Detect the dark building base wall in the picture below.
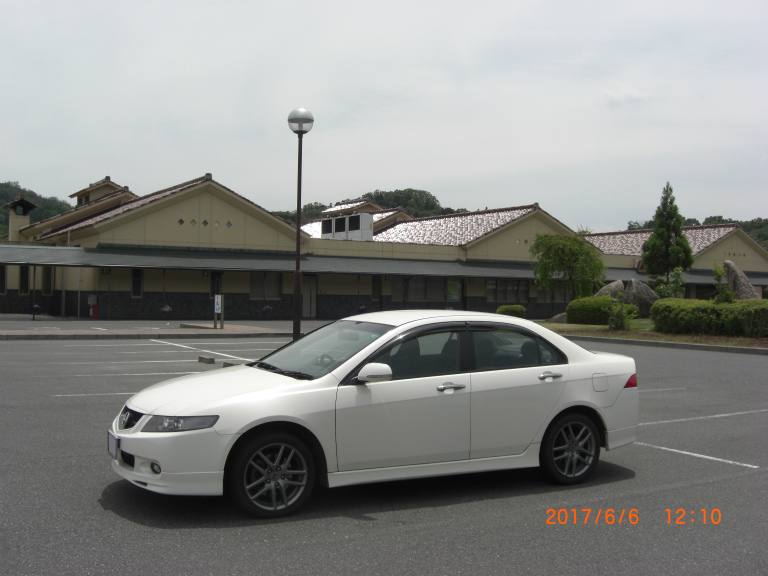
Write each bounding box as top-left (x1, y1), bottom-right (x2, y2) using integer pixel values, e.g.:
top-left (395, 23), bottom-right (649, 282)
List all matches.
top-left (1, 290), bottom-right (567, 320)
top-left (0, 290), bottom-right (61, 316)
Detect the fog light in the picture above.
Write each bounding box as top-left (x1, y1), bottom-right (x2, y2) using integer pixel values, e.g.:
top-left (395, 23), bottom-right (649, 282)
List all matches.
top-left (151, 463), bottom-right (161, 474)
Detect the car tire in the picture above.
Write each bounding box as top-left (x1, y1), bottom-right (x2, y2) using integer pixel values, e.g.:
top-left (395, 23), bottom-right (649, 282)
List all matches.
top-left (228, 432), bottom-right (316, 518)
top-left (540, 413), bottom-right (600, 485)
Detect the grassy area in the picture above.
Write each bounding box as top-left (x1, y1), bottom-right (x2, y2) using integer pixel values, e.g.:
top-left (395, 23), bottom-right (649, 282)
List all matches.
top-left (538, 318), bottom-right (768, 349)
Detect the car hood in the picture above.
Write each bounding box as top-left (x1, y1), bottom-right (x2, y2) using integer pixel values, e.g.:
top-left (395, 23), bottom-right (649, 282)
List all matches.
top-left (127, 365), bottom-right (297, 416)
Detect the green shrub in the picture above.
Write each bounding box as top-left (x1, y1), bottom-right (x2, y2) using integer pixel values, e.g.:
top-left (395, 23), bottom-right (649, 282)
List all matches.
top-left (496, 305), bottom-right (526, 318)
top-left (650, 298), bottom-right (768, 337)
top-left (567, 296), bottom-right (639, 326)
top-left (608, 300), bottom-right (639, 330)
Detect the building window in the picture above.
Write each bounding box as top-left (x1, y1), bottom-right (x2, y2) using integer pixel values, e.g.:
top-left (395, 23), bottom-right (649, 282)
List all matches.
top-left (210, 272), bottom-right (223, 298)
top-left (486, 279), bottom-right (529, 303)
top-left (372, 276), bottom-right (382, 302)
top-left (19, 265), bottom-right (30, 295)
top-left (426, 277), bottom-right (445, 301)
top-left (250, 272), bottom-right (282, 300)
top-left (553, 282), bottom-right (567, 303)
top-left (131, 269), bottom-right (143, 298)
top-left (486, 279), bottom-right (497, 303)
top-left (42, 267), bottom-right (53, 296)
top-left (407, 276), bottom-right (426, 301)
top-left (391, 277), bottom-right (404, 302)
top-left (0, 265), bottom-right (6, 295)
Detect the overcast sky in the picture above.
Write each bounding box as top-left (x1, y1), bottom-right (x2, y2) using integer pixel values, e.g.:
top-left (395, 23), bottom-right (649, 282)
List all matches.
top-left (1, 0), bottom-right (766, 232)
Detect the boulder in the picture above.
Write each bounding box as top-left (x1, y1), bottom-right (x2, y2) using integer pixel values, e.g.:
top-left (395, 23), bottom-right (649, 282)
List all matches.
top-left (724, 260), bottom-right (760, 300)
top-left (594, 280), bottom-right (625, 298)
top-left (548, 312), bottom-right (567, 324)
top-left (622, 279), bottom-right (658, 318)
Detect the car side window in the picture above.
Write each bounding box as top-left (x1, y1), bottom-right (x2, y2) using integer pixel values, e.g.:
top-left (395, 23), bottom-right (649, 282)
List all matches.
top-left (370, 331), bottom-right (461, 381)
top-left (472, 329), bottom-right (564, 371)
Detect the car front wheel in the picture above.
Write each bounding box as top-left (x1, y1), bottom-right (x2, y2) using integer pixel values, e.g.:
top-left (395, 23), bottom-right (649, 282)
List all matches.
top-left (228, 432), bottom-right (316, 518)
top-left (540, 414), bottom-right (600, 485)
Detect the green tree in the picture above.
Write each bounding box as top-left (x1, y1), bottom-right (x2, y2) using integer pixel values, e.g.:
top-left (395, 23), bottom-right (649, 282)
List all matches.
top-left (641, 182), bottom-right (694, 282)
top-left (530, 234), bottom-right (605, 299)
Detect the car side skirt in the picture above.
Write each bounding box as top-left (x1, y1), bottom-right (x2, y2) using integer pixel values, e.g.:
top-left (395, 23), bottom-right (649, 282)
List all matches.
top-left (326, 443), bottom-right (541, 488)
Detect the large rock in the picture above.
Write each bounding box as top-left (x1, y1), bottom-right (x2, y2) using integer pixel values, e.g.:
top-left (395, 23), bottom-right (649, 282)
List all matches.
top-left (724, 260), bottom-right (760, 300)
top-left (548, 312), bottom-right (567, 324)
top-left (622, 279), bottom-right (658, 318)
top-left (594, 280), bottom-right (625, 298)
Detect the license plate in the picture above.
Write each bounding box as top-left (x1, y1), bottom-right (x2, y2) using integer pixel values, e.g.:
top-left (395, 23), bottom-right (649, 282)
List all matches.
top-left (107, 431), bottom-right (119, 459)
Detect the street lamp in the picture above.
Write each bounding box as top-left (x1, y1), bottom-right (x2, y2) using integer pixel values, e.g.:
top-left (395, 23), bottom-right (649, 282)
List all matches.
top-left (288, 107), bottom-right (314, 340)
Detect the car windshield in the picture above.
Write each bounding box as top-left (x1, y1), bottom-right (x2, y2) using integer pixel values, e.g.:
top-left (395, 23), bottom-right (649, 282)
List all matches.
top-left (251, 320), bottom-right (394, 379)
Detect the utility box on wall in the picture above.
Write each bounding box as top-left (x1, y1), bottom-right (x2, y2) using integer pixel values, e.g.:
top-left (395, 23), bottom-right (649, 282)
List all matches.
top-left (320, 213), bottom-right (373, 241)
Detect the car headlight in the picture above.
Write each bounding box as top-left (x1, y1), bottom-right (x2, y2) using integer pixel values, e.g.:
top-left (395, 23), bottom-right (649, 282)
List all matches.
top-left (142, 415), bottom-right (219, 432)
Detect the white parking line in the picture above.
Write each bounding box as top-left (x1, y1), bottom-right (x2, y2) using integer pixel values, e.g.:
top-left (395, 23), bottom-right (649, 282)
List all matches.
top-left (58, 341), bottom-right (289, 347)
top-left (636, 443), bottom-right (760, 469)
top-left (68, 371), bottom-right (202, 377)
top-left (640, 408), bottom-right (768, 426)
top-left (52, 392), bottom-right (138, 397)
top-left (151, 339), bottom-right (253, 361)
top-left (55, 360), bottom-right (199, 365)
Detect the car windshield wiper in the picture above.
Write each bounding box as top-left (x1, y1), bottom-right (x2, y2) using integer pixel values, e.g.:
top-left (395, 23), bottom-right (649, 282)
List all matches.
top-left (249, 361), bottom-right (314, 381)
top-left (250, 361), bottom-right (279, 372)
top-left (277, 370), bottom-right (315, 381)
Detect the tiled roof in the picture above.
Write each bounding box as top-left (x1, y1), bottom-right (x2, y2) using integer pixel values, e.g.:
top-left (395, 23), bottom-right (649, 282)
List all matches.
top-left (68, 175), bottom-right (123, 198)
top-left (585, 224), bottom-right (739, 256)
top-left (25, 189), bottom-right (132, 232)
top-left (322, 199), bottom-right (367, 214)
top-left (373, 205), bottom-right (538, 246)
top-left (38, 175), bottom-right (210, 240)
top-left (300, 220), bottom-right (323, 238)
top-left (371, 208), bottom-right (403, 222)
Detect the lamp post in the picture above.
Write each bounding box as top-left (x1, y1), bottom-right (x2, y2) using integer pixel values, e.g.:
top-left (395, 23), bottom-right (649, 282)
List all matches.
top-left (288, 107), bottom-right (314, 340)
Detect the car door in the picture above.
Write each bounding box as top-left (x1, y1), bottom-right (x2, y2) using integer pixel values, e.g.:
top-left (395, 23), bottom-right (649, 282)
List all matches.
top-left (469, 325), bottom-right (569, 458)
top-left (335, 328), bottom-right (470, 471)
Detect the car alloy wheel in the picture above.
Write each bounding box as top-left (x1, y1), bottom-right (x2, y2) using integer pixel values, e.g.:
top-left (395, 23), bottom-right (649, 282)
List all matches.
top-left (541, 414), bottom-right (600, 485)
top-left (229, 432), bottom-right (316, 518)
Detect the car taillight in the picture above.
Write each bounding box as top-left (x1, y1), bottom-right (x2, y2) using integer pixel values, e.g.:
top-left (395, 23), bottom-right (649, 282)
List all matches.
top-left (624, 374), bottom-right (637, 388)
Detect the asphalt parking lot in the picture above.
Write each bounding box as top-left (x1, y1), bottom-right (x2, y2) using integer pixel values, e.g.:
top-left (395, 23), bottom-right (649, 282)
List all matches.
top-left (1, 335), bottom-right (766, 576)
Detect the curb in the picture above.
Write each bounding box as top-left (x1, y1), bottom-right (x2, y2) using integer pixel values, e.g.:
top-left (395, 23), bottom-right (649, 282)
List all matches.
top-left (564, 334), bottom-right (768, 356)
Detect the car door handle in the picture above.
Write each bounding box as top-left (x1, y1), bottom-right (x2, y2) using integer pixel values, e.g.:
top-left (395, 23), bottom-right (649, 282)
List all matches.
top-left (437, 383), bottom-right (466, 391)
top-left (538, 372), bottom-right (563, 380)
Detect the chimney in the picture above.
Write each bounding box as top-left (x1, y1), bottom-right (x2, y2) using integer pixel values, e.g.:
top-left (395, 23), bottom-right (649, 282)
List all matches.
top-left (3, 195), bottom-right (37, 241)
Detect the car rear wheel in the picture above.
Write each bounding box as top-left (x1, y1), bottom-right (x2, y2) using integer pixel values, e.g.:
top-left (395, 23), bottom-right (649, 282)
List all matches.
top-left (540, 414), bottom-right (600, 485)
top-left (228, 432), bottom-right (316, 518)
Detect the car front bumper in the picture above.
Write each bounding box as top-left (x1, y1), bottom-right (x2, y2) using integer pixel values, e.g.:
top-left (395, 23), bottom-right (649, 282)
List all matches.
top-left (109, 419), bottom-right (236, 496)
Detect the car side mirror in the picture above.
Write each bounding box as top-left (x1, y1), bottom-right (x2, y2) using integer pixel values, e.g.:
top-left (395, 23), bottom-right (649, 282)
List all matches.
top-left (357, 363), bottom-right (392, 383)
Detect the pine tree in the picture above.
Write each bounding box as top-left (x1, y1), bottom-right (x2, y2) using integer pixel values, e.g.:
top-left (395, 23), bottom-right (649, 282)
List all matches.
top-left (641, 182), bottom-right (694, 281)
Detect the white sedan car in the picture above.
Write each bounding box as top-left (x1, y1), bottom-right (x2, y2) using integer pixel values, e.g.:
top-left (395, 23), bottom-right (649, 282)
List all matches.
top-left (108, 310), bottom-right (638, 518)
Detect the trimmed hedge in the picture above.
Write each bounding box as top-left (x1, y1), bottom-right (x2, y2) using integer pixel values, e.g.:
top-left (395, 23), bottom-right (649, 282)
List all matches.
top-left (497, 304), bottom-right (526, 318)
top-left (566, 296), bottom-right (639, 325)
top-left (650, 298), bottom-right (768, 337)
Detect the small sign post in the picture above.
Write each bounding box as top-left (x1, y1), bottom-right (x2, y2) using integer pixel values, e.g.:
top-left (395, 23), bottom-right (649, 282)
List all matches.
top-left (214, 294), bottom-right (224, 329)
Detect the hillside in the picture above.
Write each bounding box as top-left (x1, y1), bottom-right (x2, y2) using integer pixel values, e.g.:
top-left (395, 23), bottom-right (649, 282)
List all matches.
top-left (1, 181), bottom-right (73, 238)
top-left (272, 188), bottom-right (468, 225)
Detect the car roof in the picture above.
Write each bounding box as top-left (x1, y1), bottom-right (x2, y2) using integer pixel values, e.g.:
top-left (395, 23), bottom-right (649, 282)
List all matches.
top-left (342, 309), bottom-right (529, 328)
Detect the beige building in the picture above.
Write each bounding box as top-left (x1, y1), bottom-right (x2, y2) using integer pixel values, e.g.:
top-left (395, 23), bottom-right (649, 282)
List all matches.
top-left (2, 174), bottom-right (767, 319)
